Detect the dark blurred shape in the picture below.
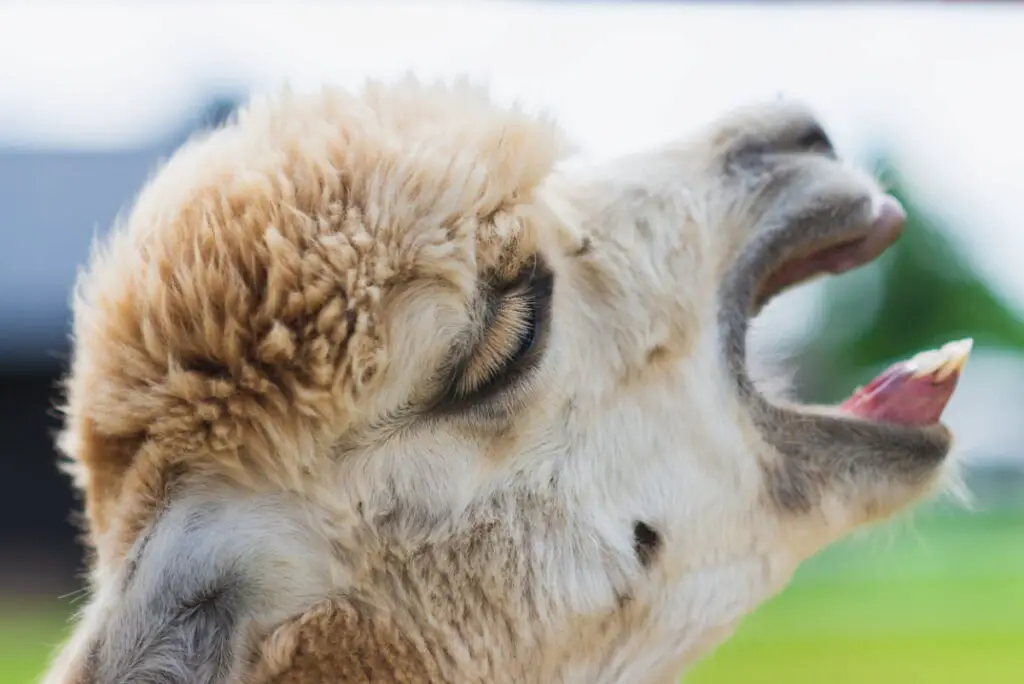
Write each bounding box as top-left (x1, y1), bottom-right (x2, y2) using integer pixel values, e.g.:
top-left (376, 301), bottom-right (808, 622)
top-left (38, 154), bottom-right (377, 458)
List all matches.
top-left (0, 94), bottom-right (246, 594)
top-left (198, 94), bottom-right (242, 132)
top-left (0, 92), bottom-right (246, 366)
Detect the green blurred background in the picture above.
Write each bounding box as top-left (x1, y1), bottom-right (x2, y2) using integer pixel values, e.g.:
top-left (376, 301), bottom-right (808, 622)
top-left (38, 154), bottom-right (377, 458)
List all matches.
top-left (1, 3), bottom-right (1022, 683)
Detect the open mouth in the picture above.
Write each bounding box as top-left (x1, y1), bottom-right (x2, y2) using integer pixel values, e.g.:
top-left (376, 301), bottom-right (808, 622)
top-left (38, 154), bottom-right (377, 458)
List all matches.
top-left (755, 195), bottom-right (973, 429)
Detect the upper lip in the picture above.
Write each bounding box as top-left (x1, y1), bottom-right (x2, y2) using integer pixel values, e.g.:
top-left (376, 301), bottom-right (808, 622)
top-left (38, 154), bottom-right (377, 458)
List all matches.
top-left (754, 194), bottom-right (906, 311)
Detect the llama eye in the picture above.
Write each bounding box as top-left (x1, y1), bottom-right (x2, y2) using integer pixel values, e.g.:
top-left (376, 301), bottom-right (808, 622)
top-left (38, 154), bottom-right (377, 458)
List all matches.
top-left (440, 260), bottom-right (554, 407)
top-left (452, 288), bottom-right (540, 399)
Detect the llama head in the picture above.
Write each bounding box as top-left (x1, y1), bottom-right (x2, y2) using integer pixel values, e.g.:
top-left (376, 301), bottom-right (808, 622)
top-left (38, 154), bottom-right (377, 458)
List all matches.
top-left (44, 80), bottom-right (965, 684)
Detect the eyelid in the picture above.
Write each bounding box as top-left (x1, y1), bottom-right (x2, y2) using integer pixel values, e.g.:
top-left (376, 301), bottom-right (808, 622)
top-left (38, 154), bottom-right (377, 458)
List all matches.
top-left (434, 257), bottom-right (554, 411)
top-left (450, 285), bottom-right (539, 398)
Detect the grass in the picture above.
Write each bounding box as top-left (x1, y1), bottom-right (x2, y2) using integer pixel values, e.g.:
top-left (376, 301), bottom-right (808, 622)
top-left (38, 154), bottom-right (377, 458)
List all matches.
top-left (3, 511), bottom-right (1022, 684)
top-left (0, 606), bottom-right (68, 684)
top-left (687, 510), bottom-right (1024, 683)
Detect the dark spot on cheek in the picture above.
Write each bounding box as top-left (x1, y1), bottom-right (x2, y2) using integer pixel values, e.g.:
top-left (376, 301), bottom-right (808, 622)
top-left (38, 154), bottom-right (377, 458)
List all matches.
top-left (632, 521), bottom-right (661, 568)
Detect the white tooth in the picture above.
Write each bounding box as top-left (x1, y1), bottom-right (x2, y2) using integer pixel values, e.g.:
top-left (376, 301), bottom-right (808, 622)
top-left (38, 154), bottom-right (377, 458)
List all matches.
top-left (934, 338), bottom-right (974, 382)
top-left (908, 349), bottom-right (948, 378)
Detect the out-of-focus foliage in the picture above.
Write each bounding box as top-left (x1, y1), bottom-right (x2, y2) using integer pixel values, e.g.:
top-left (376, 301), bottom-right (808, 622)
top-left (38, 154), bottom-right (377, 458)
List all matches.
top-left (796, 159), bottom-right (1024, 404)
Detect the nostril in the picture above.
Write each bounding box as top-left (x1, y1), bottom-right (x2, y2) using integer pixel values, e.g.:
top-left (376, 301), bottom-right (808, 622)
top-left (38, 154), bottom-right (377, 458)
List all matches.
top-left (794, 124), bottom-right (835, 156)
top-left (729, 121), bottom-right (837, 168)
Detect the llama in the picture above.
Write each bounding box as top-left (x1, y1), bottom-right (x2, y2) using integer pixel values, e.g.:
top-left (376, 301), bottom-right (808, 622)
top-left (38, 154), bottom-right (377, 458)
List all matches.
top-left (42, 79), bottom-right (968, 683)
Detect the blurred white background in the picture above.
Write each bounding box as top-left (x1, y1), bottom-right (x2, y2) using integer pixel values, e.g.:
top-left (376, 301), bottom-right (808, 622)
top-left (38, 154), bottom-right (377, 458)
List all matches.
top-left (2, 1), bottom-right (1022, 467)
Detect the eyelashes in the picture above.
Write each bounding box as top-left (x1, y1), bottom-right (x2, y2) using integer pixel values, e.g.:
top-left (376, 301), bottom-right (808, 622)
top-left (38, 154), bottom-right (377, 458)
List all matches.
top-left (452, 285), bottom-right (541, 398)
top-left (437, 258), bottom-right (554, 411)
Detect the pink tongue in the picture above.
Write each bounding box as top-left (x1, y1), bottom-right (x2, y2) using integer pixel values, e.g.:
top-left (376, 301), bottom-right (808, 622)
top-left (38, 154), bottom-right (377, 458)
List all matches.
top-left (839, 357), bottom-right (963, 427)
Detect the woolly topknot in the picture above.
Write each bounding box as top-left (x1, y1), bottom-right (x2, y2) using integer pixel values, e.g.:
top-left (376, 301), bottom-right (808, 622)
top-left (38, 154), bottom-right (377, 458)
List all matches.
top-left (58, 78), bottom-right (569, 556)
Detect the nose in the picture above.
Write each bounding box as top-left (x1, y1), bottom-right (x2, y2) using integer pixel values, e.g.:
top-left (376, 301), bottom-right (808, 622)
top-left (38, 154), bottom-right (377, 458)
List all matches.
top-left (826, 194), bottom-right (905, 276)
top-left (866, 194), bottom-right (907, 256)
top-left (874, 194), bottom-right (907, 235)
